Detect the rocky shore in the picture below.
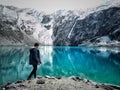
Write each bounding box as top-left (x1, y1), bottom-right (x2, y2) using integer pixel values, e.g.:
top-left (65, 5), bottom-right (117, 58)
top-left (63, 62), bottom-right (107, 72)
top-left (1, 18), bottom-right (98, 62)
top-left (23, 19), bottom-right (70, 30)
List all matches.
top-left (1, 76), bottom-right (120, 90)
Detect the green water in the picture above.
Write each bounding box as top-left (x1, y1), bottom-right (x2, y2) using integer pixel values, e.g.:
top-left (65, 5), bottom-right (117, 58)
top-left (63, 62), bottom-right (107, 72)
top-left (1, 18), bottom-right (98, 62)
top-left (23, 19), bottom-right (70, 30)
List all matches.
top-left (0, 46), bottom-right (120, 86)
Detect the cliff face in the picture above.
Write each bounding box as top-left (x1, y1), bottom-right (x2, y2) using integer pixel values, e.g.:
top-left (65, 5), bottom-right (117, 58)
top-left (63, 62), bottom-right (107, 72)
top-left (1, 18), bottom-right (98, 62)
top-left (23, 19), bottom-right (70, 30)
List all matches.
top-left (0, 2), bottom-right (120, 46)
top-left (53, 7), bottom-right (120, 46)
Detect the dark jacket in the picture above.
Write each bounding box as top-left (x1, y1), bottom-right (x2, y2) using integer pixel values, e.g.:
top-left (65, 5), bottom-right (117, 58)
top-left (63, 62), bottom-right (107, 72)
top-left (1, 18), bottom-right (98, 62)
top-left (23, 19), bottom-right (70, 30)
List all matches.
top-left (29, 48), bottom-right (41, 65)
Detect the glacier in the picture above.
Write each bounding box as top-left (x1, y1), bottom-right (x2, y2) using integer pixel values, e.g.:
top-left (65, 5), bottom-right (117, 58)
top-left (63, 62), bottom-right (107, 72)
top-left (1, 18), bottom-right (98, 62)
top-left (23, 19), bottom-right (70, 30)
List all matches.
top-left (0, 0), bottom-right (120, 46)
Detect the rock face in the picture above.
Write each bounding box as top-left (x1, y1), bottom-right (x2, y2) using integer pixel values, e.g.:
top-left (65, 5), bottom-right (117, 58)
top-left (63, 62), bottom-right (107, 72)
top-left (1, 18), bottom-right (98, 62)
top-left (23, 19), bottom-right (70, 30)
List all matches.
top-left (53, 6), bottom-right (120, 46)
top-left (52, 10), bottom-right (79, 46)
top-left (0, 1), bottom-right (120, 46)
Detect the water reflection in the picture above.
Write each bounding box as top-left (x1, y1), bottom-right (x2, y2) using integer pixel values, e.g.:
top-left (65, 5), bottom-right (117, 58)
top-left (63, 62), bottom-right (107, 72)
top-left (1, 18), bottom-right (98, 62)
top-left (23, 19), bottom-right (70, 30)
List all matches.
top-left (0, 46), bottom-right (120, 86)
top-left (51, 47), bottom-right (120, 85)
top-left (0, 46), bottom-right (29, 86)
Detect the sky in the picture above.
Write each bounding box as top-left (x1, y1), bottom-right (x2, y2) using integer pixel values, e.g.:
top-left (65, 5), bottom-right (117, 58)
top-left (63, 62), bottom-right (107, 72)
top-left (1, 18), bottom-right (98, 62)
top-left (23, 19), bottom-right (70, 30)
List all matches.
top-left (0, 0), bottom-right (111, 13)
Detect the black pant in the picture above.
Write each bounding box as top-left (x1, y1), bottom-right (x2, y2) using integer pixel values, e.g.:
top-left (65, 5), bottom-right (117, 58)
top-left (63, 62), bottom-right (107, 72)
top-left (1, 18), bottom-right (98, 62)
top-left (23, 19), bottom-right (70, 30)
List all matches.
top-left (27, 65), bottom-right (37, 80)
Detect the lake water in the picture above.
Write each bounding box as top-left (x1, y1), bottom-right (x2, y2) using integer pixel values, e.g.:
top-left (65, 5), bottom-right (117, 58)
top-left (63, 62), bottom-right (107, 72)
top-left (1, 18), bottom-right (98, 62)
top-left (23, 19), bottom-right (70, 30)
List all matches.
top-left (0, 46), bottom-right (120, 86)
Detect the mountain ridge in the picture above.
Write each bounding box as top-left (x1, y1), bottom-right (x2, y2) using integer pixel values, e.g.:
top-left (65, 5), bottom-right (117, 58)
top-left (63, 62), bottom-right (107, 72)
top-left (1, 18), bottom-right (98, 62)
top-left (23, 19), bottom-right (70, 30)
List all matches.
top-left (0, 2), bottom-right (120, 46)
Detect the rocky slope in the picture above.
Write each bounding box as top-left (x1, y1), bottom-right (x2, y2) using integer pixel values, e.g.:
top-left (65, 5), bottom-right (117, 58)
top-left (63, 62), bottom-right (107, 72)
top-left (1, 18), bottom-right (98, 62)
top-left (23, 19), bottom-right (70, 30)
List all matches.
top-left (0, 0), bottom-right (120, 46)
top-left (1, 77), bottom-right (120, 90)
top-left (53, 2), bottom-right (120, 46)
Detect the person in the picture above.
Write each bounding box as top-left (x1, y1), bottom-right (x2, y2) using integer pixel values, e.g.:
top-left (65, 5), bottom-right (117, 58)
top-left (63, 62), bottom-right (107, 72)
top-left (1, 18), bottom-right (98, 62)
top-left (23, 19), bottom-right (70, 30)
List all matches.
top-left (27, 43), bottom-right (41, 80)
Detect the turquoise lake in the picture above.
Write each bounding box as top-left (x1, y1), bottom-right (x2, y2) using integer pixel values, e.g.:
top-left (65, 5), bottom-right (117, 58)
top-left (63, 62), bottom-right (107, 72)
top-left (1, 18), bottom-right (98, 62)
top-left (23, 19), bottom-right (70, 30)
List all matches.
top-left (0, 46), bottom-right (120, 86)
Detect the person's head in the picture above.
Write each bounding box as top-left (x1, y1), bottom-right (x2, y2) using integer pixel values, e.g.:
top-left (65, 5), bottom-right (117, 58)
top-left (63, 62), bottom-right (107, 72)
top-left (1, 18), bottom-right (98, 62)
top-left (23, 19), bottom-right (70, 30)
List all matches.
top-left (34, 43), bottom-right (39, 48)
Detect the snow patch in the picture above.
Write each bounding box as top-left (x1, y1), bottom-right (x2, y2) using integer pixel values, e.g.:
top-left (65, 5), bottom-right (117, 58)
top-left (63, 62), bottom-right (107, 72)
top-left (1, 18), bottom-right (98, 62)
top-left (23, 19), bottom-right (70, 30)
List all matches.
top-left (96, 36), bottom-right (111, 45)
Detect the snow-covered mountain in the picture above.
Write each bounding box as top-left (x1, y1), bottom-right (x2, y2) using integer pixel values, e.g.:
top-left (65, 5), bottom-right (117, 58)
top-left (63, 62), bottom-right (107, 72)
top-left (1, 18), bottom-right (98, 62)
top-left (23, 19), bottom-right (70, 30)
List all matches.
top-left (0, 0), bottom-right (120, 46)
top-left (0, 5), bottom-right (53, 45)
top-left (52, 0), bottom-right (120, 46)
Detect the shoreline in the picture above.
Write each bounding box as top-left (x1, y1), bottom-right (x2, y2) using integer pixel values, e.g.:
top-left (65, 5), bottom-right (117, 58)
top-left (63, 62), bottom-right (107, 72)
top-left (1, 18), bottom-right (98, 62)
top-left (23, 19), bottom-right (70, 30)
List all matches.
top-left (0, 44), bottom-right (120, 47)
top-left (1, 76), bottom-right (120, 90)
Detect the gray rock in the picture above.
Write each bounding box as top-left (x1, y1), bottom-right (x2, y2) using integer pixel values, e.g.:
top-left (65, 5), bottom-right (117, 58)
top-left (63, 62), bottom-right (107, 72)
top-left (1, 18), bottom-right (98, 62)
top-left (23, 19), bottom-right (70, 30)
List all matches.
top-left (95, 85), bottom-right (99, 88)
top-left (56, 77), bottom-right (61, 79)
top-left (70, 76), bottom-right (82, 81)
top-left (17, 83), bottom-right (27, 88)
top-left (41, 15), bottom-right (51, 24)
top-left (83, 79), bottom-right (89, 83)
top-left (27, 80), bottom-right (31, 84)
top-left (15, 80), bottom-right (23, 84)
top-left (5, 85), bottom-right (16, 90)
top-left (36, 79), bottom-right (45, 84)
top-left (37, 76), bottom-right (42, 79)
